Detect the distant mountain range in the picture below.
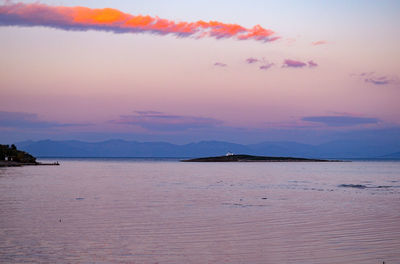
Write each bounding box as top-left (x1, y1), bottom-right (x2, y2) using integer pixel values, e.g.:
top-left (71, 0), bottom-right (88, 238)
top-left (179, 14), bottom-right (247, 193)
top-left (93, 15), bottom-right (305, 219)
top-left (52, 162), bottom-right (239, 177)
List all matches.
top-left (14, 139), bottom-right (400, 159)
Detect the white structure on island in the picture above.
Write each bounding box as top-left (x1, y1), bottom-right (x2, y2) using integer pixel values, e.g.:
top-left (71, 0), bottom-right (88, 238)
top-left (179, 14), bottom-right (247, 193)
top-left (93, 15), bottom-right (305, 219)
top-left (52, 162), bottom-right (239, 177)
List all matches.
top-left (226, 152), bottom-right (234, 156)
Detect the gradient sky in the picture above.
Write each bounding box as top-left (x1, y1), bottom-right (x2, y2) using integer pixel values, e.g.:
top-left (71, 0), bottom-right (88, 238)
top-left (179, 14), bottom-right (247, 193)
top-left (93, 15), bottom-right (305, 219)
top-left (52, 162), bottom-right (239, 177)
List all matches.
top-left (1, 0), bottom-right (400, 144)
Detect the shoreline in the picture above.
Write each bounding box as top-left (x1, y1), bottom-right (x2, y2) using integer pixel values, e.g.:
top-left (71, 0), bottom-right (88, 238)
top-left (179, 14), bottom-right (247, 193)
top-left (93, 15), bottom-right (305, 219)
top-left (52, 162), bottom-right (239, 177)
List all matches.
top-left (0, 161), bottom-right (60, 167)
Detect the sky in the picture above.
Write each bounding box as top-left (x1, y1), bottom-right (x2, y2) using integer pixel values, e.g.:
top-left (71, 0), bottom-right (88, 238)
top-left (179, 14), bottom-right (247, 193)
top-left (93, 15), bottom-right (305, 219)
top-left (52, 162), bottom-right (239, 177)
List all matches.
top-left (0, 0), bottom-right (400, 144)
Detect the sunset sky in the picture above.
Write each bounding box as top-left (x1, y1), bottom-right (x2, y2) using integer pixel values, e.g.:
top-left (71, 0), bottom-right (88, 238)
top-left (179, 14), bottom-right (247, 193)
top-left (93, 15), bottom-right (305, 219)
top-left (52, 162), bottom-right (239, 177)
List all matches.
top-left (1, 0), bottom-right (399, 144)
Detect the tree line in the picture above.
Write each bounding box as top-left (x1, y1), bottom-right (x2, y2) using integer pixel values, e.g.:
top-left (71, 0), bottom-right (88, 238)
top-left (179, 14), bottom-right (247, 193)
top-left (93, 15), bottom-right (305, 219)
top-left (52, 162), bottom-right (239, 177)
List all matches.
top-left (0, 144), bottom-right (37, 163)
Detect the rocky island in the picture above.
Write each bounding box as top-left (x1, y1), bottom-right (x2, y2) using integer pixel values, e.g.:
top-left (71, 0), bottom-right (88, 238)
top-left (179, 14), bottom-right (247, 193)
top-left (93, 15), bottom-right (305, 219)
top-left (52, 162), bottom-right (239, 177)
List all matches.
top-left (181, 154), bottom-right (340, 162)
top-left (0, 144), bottom-right (59, 167)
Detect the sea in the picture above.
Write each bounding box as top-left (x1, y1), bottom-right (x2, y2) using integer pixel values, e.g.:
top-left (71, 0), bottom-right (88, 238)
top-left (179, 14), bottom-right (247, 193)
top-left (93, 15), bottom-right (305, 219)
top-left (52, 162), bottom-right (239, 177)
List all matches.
top-left (0, 158), bottom-right (399, 264)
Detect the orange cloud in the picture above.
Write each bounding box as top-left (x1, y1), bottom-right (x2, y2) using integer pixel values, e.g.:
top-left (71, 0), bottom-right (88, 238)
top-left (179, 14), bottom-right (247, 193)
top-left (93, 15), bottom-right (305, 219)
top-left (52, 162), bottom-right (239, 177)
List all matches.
top-left (311, 40), bottom-right (327, 46)
top-left (0, 2), bottom-right (278, 42)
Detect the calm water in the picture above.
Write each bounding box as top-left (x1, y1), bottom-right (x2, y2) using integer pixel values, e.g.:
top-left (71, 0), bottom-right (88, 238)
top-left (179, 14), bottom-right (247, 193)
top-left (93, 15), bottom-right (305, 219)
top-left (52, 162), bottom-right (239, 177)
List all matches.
top-left (0, 159), bottom-right (399, 264)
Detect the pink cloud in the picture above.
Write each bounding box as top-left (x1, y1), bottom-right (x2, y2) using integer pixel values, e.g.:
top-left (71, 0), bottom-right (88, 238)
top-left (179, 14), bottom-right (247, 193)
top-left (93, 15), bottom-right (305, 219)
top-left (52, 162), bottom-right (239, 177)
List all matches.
top-left (0, 2), bottom-right (278, 42)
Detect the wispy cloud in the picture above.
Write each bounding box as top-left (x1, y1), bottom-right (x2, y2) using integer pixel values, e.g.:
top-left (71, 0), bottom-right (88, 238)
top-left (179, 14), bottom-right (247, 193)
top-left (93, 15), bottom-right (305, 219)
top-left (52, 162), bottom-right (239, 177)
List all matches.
top-left (365, 77), bottom-right (393, 85)
top-left (308, 60), bottom-right (318, 67)
top-left (353, 72), bottom-right (398, 86)
top-left (0, 2), bottom-right (279, 42)
top-left (135, 110), bottom-right (163, 115)
top-left (259, 63), bottom-right (274, 70)
top-left (0, 111), bottom-right (87, 129)
top-left (244, 57), bottom-right (318, 70)
top-left (364, 74), bottom-right (398, 86)
top-left (110, 111), bottom-right (223, 131)
top-left (244, 57), bottom-right (274, 70)
top-left (214, 62), bottom-right (227, 67)
top-left (282, 59), bottom-right (318, 68)
top-left (245, 57), bottom-right (259, 64)
top-left (302, 115), bottom-right (379, 127)
top-left (311, 40), bottom-right (327, 46)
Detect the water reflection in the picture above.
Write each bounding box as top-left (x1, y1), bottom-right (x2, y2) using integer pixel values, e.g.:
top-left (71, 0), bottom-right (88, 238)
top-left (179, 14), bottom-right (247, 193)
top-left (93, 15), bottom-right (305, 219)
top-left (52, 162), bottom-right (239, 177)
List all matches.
top-left (0, 160), bottom-right (399, 263)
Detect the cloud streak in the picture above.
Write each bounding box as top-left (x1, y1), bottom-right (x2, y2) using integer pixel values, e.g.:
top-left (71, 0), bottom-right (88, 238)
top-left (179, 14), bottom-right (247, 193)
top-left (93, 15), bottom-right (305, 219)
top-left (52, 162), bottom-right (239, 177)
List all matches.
top-left (302, 115), bottom-right (379, 127)
top-left (0, 2), bottom-right (278, 42)
top-left (110, 111), bottom-right (223, 131)
top-left (0, 111), bottom-right (87, 129)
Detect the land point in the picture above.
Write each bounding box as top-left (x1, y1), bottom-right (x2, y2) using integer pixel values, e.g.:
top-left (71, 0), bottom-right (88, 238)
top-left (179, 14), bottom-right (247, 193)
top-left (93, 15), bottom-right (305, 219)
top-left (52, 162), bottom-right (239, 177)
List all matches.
top-left (0, 144), bottom-right (59, 167)
top-left (181, 154), bottom-right (342, 162)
